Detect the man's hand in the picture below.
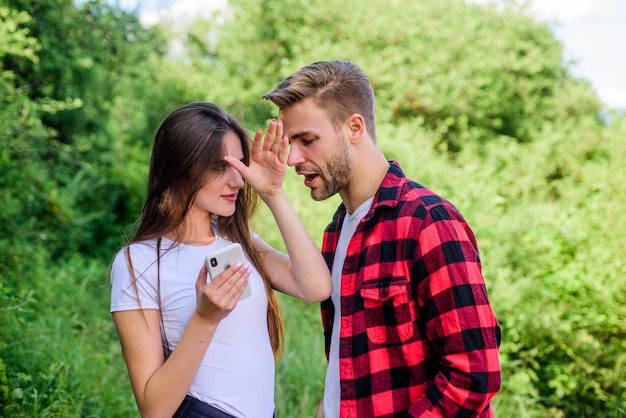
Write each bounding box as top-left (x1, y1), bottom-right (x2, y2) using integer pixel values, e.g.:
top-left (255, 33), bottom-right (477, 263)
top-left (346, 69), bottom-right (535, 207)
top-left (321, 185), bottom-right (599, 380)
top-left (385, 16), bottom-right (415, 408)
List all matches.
top-left (225, 119), bottom-right (289, 200)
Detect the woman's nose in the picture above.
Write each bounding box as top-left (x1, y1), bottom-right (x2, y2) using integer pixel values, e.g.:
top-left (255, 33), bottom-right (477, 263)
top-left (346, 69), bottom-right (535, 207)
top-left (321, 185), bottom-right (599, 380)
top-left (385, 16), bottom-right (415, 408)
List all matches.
top-left (228, 166), bottom-right (245, 188)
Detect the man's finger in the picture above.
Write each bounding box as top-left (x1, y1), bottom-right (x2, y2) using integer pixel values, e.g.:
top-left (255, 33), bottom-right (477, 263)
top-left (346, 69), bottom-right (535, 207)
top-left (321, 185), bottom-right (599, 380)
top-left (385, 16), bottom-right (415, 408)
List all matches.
top-left (278, 133), bottom-right (289, 164)
top-left (224, 156), bottom-right (250, 178)
top-left (251, 128), bottom-right (264, 154)
top-left (262, 119), bottom-right (278, 151)
top-left (270, 120), bottom-right (284, 154)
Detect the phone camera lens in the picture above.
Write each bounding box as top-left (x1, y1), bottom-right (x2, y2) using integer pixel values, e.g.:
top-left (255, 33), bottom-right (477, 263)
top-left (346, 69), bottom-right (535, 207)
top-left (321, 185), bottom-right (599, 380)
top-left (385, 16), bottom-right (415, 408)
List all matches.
top-left (210, 258), bottom-right (218, 267)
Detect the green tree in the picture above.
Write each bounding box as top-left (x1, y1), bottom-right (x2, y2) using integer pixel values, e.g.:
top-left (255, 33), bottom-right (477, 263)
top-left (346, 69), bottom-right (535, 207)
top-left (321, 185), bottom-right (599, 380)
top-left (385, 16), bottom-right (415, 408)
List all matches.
top-left (0, 4), bottom-right (50, 281)
top-left (3, 0), bottom-right (164, 258)
top-left (171, 0), bottom-right (602, 151)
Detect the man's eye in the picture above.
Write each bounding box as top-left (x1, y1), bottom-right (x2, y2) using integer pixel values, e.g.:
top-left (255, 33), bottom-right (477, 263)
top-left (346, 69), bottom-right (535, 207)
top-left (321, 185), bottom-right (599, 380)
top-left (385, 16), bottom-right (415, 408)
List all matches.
top-left (302, 138), bottom-right (315, 145)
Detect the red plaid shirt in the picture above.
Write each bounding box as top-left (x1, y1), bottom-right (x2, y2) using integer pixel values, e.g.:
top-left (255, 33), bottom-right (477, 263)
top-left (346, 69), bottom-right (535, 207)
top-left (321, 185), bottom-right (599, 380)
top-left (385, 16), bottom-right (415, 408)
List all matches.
top-left (320, 161), bottom-right (501, 417)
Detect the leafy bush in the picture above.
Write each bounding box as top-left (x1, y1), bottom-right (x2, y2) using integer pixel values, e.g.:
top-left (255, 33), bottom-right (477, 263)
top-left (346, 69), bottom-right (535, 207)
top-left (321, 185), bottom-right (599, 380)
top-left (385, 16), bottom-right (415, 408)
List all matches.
top-left (1, 255), bottom-right (136, 417)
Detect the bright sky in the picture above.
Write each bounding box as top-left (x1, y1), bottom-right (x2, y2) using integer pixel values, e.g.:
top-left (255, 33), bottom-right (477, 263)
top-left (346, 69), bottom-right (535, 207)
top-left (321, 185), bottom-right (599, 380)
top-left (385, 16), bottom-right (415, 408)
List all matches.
top-left (116, 0), bottom-right (626, 110)
top-left (527, 0), bottom-right (626, 110)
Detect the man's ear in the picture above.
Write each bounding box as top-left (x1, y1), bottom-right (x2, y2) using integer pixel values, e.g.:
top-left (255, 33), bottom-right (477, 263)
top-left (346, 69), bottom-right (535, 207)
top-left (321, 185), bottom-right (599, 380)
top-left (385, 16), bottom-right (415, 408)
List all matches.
top-left (345, 113), bottom-right (365, 144)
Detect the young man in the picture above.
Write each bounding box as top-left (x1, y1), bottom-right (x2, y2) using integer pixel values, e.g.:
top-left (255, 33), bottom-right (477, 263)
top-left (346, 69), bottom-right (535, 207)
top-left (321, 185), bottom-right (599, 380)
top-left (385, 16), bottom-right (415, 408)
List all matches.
top-left (263, 60), bottom-right (501, 417)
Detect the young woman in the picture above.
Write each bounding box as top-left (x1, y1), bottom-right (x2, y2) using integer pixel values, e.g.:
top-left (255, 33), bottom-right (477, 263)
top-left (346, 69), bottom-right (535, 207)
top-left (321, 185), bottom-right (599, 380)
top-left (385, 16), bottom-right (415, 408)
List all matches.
top-left (110, 102), bottom-right (332, 418)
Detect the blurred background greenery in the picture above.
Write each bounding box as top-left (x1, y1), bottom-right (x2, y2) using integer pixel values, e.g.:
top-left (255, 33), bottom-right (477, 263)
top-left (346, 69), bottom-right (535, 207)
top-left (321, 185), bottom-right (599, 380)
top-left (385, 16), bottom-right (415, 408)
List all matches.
top-left (1, 0), bottom-right (625, 416)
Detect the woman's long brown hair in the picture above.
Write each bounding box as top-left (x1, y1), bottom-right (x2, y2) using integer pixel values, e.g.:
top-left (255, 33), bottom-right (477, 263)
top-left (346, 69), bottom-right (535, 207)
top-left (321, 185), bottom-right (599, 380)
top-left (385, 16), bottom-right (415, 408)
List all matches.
top-left (124, 102), bottom-right (283, 358)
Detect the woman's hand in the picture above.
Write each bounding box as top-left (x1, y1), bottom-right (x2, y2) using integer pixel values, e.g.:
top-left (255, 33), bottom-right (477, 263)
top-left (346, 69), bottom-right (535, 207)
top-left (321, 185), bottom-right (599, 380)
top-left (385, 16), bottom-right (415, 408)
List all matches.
top-left (224, 119), bottom-right (288, 200)
top-left (194, 262), bottom-right (250, 323)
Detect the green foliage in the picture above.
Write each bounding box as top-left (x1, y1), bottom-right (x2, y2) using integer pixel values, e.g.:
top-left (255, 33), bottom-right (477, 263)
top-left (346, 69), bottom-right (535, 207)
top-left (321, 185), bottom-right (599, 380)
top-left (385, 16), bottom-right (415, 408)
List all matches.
top-left (0, 1), bottom-right (160, 415)
top-left (275, 295), bottom-right (327, 417)
top-left (0, 6), bottom-right (39, 62)
top-left (173, 0), bottom-right (601, 151)
top-left (1, 0), bottom-right (166, 260)
top-left (1, 0), bottom-right (625, 416)
top-left (1, 255), bottom-right (135, 417)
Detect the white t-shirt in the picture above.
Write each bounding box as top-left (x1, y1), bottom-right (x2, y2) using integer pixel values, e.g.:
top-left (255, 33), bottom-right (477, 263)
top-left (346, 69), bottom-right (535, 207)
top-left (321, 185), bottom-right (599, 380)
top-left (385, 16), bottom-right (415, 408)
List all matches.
top-left (110, 231), bottom-right (275, 418)
top-left (324, 198), bottom-right (374, 417)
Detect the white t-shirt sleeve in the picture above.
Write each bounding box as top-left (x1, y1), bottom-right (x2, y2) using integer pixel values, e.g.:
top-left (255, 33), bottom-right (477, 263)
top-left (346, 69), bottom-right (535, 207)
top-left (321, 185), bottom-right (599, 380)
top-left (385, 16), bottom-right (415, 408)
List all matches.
top-left (110, 245), bottom-right (160, 312)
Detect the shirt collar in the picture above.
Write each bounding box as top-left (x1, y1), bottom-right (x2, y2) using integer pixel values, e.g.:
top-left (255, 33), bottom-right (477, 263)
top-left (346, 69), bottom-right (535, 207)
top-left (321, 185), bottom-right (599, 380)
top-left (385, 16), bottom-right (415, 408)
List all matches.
top-left (330, 160), bottom-right (406, 225)
top-left (369, 160), bottom-right (405, 211)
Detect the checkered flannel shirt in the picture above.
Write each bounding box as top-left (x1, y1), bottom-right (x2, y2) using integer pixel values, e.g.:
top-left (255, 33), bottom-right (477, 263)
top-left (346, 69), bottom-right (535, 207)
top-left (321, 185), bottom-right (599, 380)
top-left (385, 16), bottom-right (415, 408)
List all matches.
top-left (320, 161), bottom-right (501, 417)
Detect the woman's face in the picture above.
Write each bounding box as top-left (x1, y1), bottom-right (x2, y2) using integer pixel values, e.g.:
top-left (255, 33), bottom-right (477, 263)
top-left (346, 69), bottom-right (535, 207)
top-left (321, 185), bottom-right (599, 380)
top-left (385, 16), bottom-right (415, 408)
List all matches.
top-left (190, 131), bottom-right (245, 218)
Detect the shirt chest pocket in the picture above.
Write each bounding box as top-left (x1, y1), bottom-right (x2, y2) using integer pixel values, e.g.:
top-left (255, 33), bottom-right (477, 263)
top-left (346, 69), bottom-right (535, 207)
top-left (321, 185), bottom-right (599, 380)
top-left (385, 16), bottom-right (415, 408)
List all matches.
top-left (360, 277), bottom-right (415, 345)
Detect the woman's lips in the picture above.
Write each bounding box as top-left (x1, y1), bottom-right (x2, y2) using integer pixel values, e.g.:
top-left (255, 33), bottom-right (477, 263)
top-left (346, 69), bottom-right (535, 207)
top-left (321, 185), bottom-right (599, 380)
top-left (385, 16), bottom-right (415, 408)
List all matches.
top-left (222, 193), bottom-right (238, 202)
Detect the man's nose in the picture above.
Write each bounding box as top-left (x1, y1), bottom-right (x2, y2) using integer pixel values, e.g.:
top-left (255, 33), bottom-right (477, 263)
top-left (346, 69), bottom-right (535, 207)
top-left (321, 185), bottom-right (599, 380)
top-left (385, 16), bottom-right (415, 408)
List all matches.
top-left (287, 143), bottom-right (305, 167)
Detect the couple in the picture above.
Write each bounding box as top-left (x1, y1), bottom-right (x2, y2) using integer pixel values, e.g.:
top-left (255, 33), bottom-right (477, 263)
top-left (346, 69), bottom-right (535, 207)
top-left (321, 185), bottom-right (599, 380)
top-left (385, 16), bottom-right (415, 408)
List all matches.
top-left (110, 60), bottom-right (502, 418)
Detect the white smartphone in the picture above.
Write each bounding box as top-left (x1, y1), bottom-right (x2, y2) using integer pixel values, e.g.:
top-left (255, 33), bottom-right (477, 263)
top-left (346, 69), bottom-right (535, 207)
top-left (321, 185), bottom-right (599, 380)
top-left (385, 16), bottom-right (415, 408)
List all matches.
top-left (205, 243), bottom-right (251, 300)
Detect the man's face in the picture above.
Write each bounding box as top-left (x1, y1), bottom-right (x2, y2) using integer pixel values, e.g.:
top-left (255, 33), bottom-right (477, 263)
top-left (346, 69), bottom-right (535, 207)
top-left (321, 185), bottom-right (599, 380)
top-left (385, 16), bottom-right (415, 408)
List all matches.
top-left (281, 98), bottom-right (352, 201)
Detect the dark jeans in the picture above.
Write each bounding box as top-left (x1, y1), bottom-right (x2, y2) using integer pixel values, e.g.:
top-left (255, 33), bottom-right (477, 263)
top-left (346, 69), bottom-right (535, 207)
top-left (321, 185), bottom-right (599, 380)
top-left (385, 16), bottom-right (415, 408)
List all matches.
top-left (173, 395), bottom-right (236, 418)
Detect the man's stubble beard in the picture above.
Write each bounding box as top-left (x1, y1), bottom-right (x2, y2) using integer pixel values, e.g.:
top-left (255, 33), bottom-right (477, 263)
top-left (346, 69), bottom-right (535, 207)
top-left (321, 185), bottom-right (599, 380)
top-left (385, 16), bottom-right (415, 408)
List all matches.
top-left (310, 137), bottom-right (351, 201)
